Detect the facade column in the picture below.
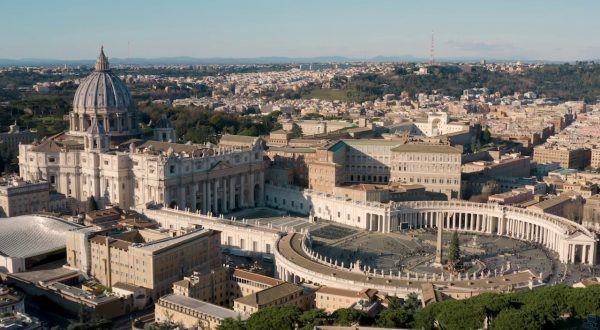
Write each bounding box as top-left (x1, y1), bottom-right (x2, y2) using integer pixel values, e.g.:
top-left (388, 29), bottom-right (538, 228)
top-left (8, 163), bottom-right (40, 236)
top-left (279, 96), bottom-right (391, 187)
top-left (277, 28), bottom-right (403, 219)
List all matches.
top-left (191, 184), bottom-right (197, 211)
top-left (179, 186), bottom-right (186, 209)
top-left (202, 181), bottom-right (208, 213)
top-left (103, 116), bottom-right (109, 132)
top-left (210, 179), bottom-right (219, 215)
top-left (496, 215), bottom-right (501, 235)
top-left (229, 176), bottom-right (236, 210)
top-left (249, 172), bottom-right (255, 207)
top-left (240, 174), bottom-right (246, 207)
top-left (258, 171), bottom-right (265, 206)
top-left (220, 178), bottom-right (228, 214)
top-left (366, 213), bottom-right (371, 231)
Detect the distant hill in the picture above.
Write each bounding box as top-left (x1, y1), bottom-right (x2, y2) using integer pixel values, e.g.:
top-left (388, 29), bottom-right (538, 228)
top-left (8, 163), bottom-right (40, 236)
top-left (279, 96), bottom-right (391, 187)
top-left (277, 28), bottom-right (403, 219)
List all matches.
top-left (0, 55), bottom-right (570, 67)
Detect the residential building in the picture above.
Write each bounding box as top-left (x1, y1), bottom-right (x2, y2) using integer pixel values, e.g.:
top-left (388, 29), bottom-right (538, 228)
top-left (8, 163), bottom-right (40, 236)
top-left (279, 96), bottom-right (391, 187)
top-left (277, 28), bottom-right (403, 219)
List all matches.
top-left (233, 282), bottom-right (313, 316)
top-left (65, 227), bottom-right (222, 300)
top-left (533, 146), bottom-right (590, 170)
top-left (229, 269), bottom-right (285, 299)
top-left (315, 286), bottom-right (378, 313)
top-left (528, 193), bottom-right (584, 222)
top-left (172, 267), bottom-right (230, 307)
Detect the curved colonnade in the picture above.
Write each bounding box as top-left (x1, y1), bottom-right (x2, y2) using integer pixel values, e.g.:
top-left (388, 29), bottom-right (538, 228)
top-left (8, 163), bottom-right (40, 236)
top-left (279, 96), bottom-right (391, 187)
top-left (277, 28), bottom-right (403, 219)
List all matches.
top-left (387, 201), bottom-right (597, 265)
top-left (274, 201), bottom-right (597, 297)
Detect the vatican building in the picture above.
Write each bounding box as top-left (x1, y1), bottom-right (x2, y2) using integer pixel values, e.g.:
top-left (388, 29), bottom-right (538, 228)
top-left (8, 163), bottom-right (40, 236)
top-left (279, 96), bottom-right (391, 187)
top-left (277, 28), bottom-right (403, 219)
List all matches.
top-left (18, 48), bottom-right (265, 213)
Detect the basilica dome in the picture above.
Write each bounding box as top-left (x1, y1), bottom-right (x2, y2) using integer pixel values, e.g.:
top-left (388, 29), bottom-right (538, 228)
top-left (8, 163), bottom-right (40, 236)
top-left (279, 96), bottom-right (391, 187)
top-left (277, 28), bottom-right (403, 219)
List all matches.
top-left (68, 47), bottom-right (139, 141)
top-left (72, 47), bottom-right (133, 112)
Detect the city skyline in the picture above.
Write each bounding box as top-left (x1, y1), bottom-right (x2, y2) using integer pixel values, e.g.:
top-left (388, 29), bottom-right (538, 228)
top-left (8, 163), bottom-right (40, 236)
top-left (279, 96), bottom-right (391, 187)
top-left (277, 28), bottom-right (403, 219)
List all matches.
top-left (2, 0), bottom-right (600, 61)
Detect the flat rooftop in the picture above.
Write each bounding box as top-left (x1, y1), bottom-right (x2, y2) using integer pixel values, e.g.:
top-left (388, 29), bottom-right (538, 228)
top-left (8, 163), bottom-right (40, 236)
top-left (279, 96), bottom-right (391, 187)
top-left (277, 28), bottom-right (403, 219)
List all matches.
top-left (136, 228), bottom-right (213, 252)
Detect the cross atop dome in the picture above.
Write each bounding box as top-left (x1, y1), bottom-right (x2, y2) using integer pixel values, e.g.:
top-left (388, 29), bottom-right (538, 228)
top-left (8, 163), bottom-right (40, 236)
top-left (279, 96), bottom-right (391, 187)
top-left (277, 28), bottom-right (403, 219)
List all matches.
top-left (95, 46), bottom-right (110, 72)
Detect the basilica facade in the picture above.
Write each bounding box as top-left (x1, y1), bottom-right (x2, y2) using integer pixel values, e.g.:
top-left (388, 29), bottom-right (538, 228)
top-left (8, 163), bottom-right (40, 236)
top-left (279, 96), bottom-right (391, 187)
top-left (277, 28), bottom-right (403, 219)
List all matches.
top-left (18, 48), bottom-right (265, 213)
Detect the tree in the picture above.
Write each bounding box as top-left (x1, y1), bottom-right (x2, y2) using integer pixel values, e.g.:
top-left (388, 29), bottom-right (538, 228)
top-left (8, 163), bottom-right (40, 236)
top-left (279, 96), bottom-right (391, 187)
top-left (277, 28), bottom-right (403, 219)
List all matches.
top-left (147, 321), bottom-right (176, 330)
top-left (482, 127), bottom-right (492, 144)
top-left (87, 196), bottom-right (98, 212)
top-left (67, 306), bottom-right (112, 330)
top-left (217, 316), bottom-right (246, 330)
top-left (246, 305), bottom-right (302, 330)
top-left (332, 308), bottom-right (364, 326)
top-left (376, 308), bottom-right (411, 328)
top-left (470, 139), bottom-right (481, 153)
top-left (404, 293), bottom-right (421, 313)
top-left (376, 293), bottom-right (422, 328)
top-left (298, 309), bottom-right (328, 330)
top-left (290, 123), bottom-right (303, 138)
top-left (448, 231), bottom-right (461, 269)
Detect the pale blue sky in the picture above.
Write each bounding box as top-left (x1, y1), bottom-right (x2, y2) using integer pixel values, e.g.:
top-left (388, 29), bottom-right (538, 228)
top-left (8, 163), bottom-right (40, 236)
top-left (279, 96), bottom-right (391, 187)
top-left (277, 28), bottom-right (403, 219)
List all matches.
top-left (1, 0), bottom-right (599, 60)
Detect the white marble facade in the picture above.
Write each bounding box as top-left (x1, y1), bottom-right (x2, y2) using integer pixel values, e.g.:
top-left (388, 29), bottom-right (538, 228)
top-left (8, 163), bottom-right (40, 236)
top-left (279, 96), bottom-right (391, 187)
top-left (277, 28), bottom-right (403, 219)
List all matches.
top-left (18, 48), bottom-right (265, 213)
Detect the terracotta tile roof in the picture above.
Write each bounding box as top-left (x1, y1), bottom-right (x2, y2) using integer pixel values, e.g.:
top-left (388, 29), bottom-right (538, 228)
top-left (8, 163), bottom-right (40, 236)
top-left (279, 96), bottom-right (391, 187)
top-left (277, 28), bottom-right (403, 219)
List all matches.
top-left (134, 140), bottom-right (214, 155)
top-left (317, 286), bottom-right (377, 299)
top-left (234, 282), bottom-right (302, 307)
top-left (109, 239), bottom-right (131, 251)
top-left (232, 269), bottom-right (284, 287)
top-left (391, 144), bottom-right (462, 154)
top-left (30, 140), bottom-right (63, 152)
top-left (172, 279), bottom-right (192, 289)
top-left (89, 236), bottom-right (108, 245)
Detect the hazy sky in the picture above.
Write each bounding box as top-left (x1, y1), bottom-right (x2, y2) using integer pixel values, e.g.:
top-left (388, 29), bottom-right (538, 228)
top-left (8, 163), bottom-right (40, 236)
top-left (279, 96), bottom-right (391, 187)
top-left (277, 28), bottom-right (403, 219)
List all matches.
top-left (1, 0), bottom-right (599, 61)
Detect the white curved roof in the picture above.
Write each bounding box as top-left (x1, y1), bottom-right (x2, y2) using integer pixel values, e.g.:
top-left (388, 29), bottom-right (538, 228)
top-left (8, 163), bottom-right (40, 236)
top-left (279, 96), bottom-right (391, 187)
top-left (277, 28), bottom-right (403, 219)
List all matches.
top-left (0, 215), bottom-right (80, 259)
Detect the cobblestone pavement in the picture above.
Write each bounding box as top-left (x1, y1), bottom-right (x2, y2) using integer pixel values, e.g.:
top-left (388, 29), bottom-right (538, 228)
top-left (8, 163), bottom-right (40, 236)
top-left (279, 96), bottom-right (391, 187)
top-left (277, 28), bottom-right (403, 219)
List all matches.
top-left (310, 224), bottom-right (561, 280)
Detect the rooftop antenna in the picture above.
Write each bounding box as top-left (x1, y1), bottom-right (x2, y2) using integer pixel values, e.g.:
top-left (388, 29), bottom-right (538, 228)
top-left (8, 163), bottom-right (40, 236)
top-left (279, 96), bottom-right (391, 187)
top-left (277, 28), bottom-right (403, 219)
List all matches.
top-left (430, 32), bottom-right (435, 65)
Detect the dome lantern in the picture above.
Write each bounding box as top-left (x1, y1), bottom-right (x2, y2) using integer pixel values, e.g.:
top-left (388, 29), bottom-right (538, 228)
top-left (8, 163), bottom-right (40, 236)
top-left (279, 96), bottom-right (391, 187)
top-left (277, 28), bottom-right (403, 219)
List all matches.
top-left (95, 46), bottom-right (110, 72)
